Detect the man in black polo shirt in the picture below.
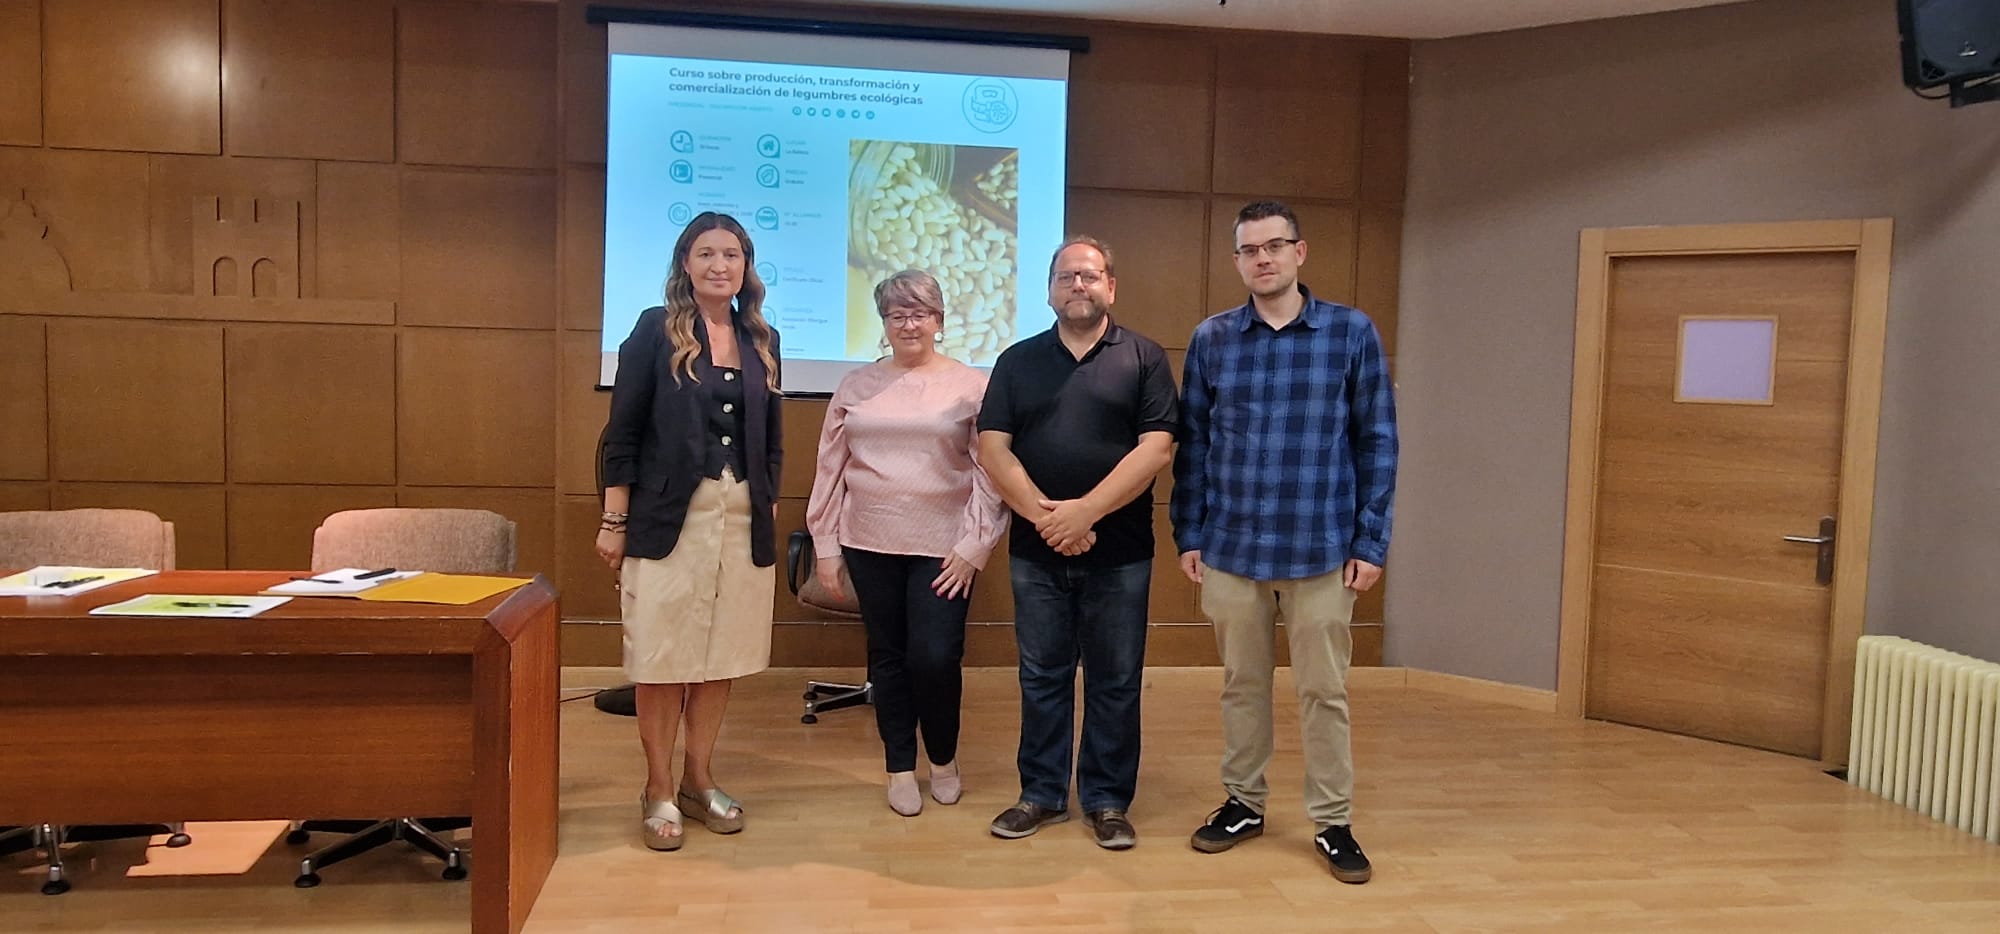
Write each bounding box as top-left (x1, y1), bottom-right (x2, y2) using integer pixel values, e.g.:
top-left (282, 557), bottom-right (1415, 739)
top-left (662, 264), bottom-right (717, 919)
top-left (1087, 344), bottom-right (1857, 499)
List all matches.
top-left (976, 236), bottom-right (1178, 850)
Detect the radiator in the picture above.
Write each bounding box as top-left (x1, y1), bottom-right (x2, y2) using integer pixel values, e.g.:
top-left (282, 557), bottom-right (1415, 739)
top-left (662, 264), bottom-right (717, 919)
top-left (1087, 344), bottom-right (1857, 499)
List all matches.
top-left (1848, 635), bottom-right (2000, 842)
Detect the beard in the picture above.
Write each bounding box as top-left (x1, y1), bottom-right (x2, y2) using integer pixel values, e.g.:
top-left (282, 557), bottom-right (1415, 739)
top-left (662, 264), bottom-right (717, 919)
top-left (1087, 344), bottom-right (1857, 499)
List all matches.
top-left (1056, 294), bottom-right (1110, 326)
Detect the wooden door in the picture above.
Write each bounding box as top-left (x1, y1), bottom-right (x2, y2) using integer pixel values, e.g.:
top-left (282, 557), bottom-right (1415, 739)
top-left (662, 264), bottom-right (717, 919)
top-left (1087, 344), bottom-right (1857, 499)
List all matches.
top-left (1559, 220), bottom-right (1891, 763)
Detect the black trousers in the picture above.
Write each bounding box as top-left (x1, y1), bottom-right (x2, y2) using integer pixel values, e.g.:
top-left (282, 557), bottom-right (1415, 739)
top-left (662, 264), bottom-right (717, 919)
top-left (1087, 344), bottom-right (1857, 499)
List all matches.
top-left (842, 548), bottom-right (972, 772)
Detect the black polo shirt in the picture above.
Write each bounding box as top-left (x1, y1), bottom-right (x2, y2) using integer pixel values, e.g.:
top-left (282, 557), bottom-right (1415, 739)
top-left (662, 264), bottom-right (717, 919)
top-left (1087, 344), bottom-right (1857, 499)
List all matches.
top-left (977, 320), bottom-right (1179, 567)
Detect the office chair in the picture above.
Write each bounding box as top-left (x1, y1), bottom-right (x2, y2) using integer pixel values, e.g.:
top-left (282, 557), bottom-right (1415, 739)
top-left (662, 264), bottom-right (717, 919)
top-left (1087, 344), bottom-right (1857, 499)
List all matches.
top-left (283, 507), bottom-right (516, 888)
top-left (0, 508), bottom-right (189, 895)
top-left (785, 530), bottom-right (872, 724)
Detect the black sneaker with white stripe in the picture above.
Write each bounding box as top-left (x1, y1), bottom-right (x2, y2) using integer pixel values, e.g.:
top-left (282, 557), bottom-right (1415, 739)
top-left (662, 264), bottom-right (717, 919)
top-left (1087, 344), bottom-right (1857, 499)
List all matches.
top-left (1189, 797), bottom-right (1264, 853)
top-left (1314, 824), bottom-right (1371, 883)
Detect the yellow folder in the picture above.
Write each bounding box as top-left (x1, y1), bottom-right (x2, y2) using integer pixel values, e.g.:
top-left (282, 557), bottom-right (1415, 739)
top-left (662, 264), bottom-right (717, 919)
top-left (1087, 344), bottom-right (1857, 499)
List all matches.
top-left (351, 573), bottom-right (532, 605)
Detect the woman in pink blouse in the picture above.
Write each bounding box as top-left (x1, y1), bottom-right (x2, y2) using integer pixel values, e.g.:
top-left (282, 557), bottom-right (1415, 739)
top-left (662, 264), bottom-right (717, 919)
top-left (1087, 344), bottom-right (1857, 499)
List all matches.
top-left (806, 269), bottom-right (1009, 817)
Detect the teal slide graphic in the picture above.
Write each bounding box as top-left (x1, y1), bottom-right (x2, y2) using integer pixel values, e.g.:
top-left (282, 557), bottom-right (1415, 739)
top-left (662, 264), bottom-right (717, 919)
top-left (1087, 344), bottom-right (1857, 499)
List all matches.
top-left (602, 43), bottom-right (1067, 389)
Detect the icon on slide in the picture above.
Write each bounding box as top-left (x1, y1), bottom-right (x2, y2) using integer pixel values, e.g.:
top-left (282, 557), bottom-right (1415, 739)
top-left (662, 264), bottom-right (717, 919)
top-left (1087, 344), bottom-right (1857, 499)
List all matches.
top-left (668, 202), bottom-right (694, 226)
top-left (793, 106), bottom-right (803, 116)
top-left (755, 207), bottom-right (780, 230)
top-left (757, 134), bottom-right (781, 158)
top-left (756, 164), bottom-right (781, 189)
top-left (756, 262), bottom-right (777, 285)
top-left (836, 109), bottom-right (847, 119)
top-left (670, 130), bottom-right (695, 153)
top-left (866, 111), bottom-right (876, 119)
top-left (962, 79), bottom-right (1018, 133)
top-left (807, 107), bottom-right (819, 117)
top-left (669, 160), bottom-right (694, 184)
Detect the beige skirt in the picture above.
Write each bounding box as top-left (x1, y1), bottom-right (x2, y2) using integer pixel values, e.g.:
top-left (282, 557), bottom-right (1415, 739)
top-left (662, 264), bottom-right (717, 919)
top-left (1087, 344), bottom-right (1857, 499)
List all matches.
top-left (621, 468), bottom-right (774, 683)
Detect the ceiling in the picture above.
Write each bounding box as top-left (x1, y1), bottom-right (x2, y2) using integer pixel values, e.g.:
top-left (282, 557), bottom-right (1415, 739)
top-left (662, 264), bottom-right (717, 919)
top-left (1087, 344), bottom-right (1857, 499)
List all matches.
top-left (780, 0), bottom-right (1752, 39)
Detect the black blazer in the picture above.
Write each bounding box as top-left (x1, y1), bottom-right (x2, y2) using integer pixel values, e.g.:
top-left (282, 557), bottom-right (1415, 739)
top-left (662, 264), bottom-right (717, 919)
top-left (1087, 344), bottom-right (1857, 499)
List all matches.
top-left (601, 306), bottom-right (784, 567)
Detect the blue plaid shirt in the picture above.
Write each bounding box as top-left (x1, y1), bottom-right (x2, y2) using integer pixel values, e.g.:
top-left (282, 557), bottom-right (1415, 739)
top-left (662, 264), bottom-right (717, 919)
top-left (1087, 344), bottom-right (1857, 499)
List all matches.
top-left (1171, 286), bottom-right (1398, 581)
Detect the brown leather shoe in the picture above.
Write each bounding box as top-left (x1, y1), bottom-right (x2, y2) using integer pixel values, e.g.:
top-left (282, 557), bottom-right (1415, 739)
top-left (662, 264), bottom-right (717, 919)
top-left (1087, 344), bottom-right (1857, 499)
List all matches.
top-left (1085, 809), bottom-right (1136, 850)
top-left (989, 801), bottom-right (1069, 839)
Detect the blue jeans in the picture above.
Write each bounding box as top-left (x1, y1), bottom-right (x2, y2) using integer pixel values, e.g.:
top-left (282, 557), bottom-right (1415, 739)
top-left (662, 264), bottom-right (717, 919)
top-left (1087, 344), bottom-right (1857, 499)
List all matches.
top-left (1009, 556), bottom-right (1151, 813)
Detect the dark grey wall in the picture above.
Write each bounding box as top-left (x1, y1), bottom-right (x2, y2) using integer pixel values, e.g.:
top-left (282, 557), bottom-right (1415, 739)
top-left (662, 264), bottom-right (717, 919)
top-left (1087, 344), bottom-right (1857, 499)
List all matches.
top-left (1391, 0), bottom-right (2000, 687)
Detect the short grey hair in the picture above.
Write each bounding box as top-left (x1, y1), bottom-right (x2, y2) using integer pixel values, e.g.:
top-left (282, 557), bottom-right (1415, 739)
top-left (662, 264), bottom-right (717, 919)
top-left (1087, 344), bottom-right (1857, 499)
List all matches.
top-left (872, 269), bottom-right (946, 320)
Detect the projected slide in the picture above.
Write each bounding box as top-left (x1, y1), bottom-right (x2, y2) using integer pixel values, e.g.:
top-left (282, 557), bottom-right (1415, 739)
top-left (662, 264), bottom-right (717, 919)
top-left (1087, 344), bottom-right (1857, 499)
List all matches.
top-left (600, 23), bottom-right (1070, 391)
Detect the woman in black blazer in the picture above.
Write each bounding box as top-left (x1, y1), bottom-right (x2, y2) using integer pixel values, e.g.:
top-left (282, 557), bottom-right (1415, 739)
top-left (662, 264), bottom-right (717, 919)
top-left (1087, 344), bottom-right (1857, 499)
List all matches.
top-left (597, 212), bottom-right (783, 852)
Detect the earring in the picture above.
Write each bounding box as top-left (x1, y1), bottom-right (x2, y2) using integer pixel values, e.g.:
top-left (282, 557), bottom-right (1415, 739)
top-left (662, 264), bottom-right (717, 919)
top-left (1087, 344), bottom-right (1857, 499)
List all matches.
top-left (934, 331), bottom-right (943, 342)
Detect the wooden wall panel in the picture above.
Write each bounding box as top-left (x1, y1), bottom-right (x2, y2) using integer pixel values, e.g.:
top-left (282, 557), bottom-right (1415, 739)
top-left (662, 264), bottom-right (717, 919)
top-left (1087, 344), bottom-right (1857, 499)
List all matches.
top-left (966, 526), bottom-right (1015, 623)
top-left (225, 325), bottom-right (396, 484)
top-left (1355, 572), bottom-right (1386, 624)
top-left (47, 321), bottom-right (224, 483)
top-left (0, 148), bottom-right (152, 293)
top-left (316, 161), bottom-right (400, 301)
top-left (1205, 199), bottom-right (1359, 314)
top-left (226, 484), bottom-right (396, 569)
top-left (1356, 208), bottom-right (1402, 355)
top-left (398, 328), bottom-right (556, 488)
top-left (778, 398), bottom-right (830, 500)
top-left (1064, 191), bottom-right (1209, 348)
top-left (559, 331), bottom-right (608, 495)
top-left (1066, 31), bottom-right (1213, 193)
top-left (1149, 504), bottom-right (1199, 622)
top-left (0, 317), bottom-right (47, 480)
top-left (1213, 35), bottom-right (1363, 201)
top-left (398, 0), bottom-right (558, 169)
top-left (52, 482), bottom-right (227, 568)
top-left (1359, 42), bottom-right (1412, 205)
top-left (559, 9), bottom-right (607, 164)
top-left (561, 165), bottom-right (607, 330)
top-left (399, 486), bottom-right (557, 577)
top-left (399, 169), bottom-right (557, 329)
top-left (223, 0), bottom-right (395, 162)
top-left (0, 0), bottom-right (38, 146)
top-left (0, 482), bottom-right (51, 512)
top-left (43, 0), bottom-right (221, 155)
top-left (148, 155), bottom-right (318, 297)
top-left (558, 495), bottom-right (619, 620)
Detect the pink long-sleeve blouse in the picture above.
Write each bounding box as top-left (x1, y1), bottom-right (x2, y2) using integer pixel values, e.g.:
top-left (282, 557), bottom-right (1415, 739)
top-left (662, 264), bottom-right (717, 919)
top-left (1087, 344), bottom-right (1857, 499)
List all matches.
top-left (805, 358), bottom-right (1008, 568)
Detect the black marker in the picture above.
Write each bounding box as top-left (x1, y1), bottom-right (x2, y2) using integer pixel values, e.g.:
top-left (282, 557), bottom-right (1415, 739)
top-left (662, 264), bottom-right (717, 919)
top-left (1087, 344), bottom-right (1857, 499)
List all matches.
top-left (355, 568), bottom-right (398, 580)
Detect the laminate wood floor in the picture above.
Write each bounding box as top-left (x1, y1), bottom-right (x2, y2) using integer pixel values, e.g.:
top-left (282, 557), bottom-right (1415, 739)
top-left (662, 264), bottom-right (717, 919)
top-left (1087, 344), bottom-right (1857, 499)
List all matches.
top-left (7, 667), bottom-right (1997, 932)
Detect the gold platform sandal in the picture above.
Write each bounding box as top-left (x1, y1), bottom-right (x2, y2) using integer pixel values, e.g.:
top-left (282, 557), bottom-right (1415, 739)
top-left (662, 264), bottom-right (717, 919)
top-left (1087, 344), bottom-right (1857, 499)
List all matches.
top-left (640, 791), bottom-right (684, 851)
top-left (677, 787), bottom-right (745, 834)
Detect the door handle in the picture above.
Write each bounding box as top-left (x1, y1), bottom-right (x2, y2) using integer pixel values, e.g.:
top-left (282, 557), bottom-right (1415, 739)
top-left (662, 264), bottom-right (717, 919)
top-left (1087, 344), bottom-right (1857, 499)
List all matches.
top-left (1781, 516), bottom-right (1836, 585)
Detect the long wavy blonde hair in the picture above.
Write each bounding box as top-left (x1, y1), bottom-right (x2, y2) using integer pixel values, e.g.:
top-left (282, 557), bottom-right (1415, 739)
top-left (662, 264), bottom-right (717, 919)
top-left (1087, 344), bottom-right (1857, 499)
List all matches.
top-left (662, 212), bottom-right (778, 391)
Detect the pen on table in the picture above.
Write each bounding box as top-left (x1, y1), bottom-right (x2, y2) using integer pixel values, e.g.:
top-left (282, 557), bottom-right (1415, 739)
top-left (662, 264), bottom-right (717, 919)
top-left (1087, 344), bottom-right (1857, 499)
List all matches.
top-left (43, 575), bottom-right (105, 589)
top-left (172, 601), bottom-right (254, 608)
top-left (354, 567), bottom-right (398, 580)
top-left (288, 575), bottom-right (343, 584)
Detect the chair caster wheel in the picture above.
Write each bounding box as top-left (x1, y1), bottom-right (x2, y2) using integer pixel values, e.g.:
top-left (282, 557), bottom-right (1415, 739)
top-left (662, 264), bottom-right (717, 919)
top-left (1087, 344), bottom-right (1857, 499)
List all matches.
top-left (801, 714), bottom-right (818, 724)
top-left (442, 865), bottom-right (468, 881)
top-left (294, 872), bottom-right (322, 888)
top-left (166, 832), bottom-right (192, 847)
top-left (285, 829), bottom-right (311, 845)
top-left (41, 879), bottom-right (70, 896)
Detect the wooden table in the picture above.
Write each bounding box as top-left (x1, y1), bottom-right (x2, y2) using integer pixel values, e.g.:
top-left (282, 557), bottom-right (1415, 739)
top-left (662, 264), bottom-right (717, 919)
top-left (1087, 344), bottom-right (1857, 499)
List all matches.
top-left (0, 570), bottom-right (560, 934)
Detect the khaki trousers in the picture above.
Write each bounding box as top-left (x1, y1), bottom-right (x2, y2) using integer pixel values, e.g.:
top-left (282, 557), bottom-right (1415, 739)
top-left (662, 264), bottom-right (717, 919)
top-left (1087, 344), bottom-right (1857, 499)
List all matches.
top-left (1200, 564), bottom-right (1357, 827)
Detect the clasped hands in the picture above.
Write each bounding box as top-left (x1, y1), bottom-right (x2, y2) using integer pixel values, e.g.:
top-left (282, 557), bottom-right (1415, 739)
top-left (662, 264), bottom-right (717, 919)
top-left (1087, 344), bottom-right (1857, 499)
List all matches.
top-left (1034, 498), bottom-right (1099, 557)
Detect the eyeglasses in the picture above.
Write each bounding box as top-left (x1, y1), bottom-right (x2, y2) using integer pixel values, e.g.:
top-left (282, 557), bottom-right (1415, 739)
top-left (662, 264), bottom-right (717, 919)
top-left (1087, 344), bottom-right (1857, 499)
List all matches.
top-left (1232, 238), bottom-right (1301, 259)
top-left (1052, 269), bottom-right (1107, 287)
top-left (883, 311), bottom-right (938, 327)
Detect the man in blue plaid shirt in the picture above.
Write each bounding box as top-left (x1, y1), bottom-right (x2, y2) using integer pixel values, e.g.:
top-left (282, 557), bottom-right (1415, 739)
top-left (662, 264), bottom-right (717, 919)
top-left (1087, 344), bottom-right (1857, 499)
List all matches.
top-left (1171, 200), bottom-right (1398, 884)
